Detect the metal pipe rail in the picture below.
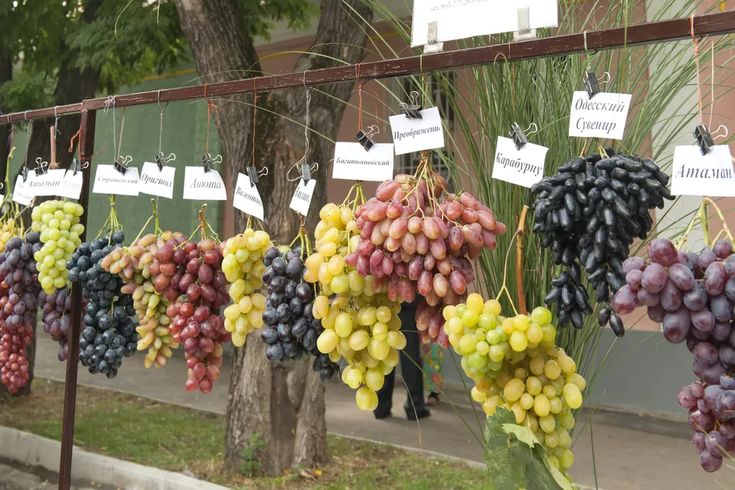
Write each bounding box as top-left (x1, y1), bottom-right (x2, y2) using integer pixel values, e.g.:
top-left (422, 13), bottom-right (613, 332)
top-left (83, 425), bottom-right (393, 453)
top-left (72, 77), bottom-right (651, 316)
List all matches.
top-left (2, 10), bottom-right (735, 125)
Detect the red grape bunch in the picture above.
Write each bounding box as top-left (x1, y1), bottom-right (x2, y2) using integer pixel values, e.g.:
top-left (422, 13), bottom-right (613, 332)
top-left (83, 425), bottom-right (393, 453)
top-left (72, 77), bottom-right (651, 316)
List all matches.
top-left (165, 238), bottom-right (230, 393)
top-left (0, 232), bottom-right (42, 393)
top-left (532, 150), bottom-right (673, 334)
top-left (611, 238), bottom-right (735, 471)
top-left (350, 158), bottom-right (505, 345)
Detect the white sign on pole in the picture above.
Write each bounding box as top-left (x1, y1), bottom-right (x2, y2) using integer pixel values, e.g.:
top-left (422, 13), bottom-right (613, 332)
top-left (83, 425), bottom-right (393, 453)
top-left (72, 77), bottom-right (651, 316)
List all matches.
top-left (411, 0), bottom-right (558, 48)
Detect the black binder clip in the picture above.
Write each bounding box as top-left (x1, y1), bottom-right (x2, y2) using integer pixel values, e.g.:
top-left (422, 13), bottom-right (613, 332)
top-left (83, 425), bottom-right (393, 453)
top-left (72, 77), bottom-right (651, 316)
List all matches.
top-left (155, 151), bottom-right (176, 171)
top-left (300, 162), bottom-right (312, 183)
top-left (510, 122), bottom-right (529, 150)
top-left (21, 160), bottom-right (29, 182)
top-left (200, 153), bottom-right (221, 173)
top-left (694, 125), bottom-right (715, 155)
top-left (33, 157), bottom-right (49, 176)
top-left (401, 91), bottom-right (422, 119)
top-left (584, 71), bottom-right (600, 99)
top-left (355, 125), bottom-right (379, 151)
top-left (247, 165), bottom-right (268, 187)
top-left (114, 155), bottom-right (132, 175)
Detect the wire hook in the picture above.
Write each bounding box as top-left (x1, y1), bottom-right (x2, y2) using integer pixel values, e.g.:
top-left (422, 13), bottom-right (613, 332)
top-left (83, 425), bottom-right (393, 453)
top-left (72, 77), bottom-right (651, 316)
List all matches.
top-left (712, 124), bottom-right (729, 141)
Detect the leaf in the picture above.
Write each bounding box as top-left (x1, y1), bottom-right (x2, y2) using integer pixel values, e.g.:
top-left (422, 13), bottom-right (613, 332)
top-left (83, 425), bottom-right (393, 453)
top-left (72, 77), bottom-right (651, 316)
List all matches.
top-left (484, 408), bottom-right (572, 490)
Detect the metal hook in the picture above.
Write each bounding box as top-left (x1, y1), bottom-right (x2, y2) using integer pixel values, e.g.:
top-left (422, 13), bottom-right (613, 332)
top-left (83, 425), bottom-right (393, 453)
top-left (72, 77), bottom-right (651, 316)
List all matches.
top-left (712, 124), bottom-right (729, 141)
top-left (286, 160), bottom-right (318, 182)
top-left (600, 72), bottom-right (612, 85)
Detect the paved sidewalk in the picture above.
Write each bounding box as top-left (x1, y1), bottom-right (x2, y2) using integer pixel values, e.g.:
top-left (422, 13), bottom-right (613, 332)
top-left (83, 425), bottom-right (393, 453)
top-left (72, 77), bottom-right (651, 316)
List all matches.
top-left (33, 335), bottom-right (735, 489)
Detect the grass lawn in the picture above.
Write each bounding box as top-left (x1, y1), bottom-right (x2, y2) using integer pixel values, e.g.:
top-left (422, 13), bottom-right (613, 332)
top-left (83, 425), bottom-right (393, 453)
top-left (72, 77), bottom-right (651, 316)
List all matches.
top-left (0, 379), bottom-right (489, 489)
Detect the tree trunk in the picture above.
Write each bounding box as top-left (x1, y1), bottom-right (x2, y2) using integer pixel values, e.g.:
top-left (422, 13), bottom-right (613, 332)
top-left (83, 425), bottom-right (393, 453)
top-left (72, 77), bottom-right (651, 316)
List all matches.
top-left (174, 0), bottom-right (372, 475)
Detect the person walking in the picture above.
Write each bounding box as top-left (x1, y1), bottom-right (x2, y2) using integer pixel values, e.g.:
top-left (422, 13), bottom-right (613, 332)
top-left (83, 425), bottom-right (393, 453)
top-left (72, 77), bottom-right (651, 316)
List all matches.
top-left (421, 342), bottom-right (444, 406)
top-left (374, 300), bottom-right (430, 420)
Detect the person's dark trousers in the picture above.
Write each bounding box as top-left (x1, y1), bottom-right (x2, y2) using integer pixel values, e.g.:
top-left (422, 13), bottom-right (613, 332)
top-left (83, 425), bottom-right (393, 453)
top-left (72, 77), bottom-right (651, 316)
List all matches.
top-left (374, 301), bottom-right (429, 419)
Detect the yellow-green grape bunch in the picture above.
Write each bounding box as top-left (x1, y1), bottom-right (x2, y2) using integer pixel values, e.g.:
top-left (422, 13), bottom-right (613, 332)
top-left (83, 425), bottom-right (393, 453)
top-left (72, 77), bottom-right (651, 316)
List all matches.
top-left (444, 294), bottom-right (586, 477)
top-left (0, 219), bottom-right (20, 253)
top-left (102, 232), bottom-right (180, 368)
top-left (221, 228), bottom-right (271, 347)
top-left (31, 200), bottom-right (84, 294)
top-left (306, 202), bottom-right (406, 411)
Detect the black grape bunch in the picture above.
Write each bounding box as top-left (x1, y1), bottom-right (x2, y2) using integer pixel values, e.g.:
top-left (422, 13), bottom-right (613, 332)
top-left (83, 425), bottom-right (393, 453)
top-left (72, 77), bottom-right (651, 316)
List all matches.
top-left (68, 231), bottom-right (138, 378)
top-left (0, 232), bottom-right (42, 393)
top-left (261, 245), bottom-right (339, 380)
top-left (532, 149), bottom-right (674, 336)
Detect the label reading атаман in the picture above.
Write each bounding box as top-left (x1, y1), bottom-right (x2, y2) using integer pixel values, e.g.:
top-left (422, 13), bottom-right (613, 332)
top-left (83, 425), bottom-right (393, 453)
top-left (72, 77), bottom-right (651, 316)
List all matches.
top-left (671, 145), bottom-right (735, 197)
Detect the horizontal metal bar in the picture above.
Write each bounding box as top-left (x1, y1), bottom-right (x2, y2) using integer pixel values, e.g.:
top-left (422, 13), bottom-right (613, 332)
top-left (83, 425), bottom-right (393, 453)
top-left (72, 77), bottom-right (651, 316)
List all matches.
top-left (1, 10), bottom-right (735, 125)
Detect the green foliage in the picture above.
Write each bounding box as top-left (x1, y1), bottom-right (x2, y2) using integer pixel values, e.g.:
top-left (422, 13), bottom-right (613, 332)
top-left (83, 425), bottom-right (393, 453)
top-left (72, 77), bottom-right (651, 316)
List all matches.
top-left (484, 408), bottom-right (571, 490)
top-left (233, 0), bottom-right (316, 40)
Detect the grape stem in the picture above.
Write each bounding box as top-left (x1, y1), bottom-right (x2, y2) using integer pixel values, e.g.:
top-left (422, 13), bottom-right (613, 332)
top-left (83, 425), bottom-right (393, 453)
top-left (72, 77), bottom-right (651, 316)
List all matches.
top-left (495, 227), bottom-right (520, 316)
top-left (515, 205), bottom-right (529, 315)
top-left (675, 197), bottom-right (734, 250)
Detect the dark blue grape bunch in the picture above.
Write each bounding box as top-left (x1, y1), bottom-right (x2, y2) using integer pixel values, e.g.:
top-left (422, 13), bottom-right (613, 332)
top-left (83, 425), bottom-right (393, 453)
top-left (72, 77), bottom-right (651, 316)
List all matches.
top-left (261, 246), bottom-right (338, 379)
top-left (68, 230), bottom-right (137, 378)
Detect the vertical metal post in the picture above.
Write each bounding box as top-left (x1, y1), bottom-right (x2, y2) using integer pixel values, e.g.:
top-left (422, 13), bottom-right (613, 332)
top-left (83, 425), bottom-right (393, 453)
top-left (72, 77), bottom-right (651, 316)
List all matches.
top-left (58, 108), bottom-right (95, 490)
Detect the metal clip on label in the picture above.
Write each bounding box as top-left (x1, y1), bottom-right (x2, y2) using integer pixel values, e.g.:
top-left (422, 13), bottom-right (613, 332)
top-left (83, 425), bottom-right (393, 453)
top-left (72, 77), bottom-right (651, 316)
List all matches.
top-left (21, 161), bottom-right (29, 182)
top-left (114, 155), bottom-right (132, 175)
top-left (34, 157), bottom-right (49, 176)
top-left (356, 125), bottom-right (379, 151)
top-left (584, 71), bottom-right (600, 99)
top-left (510, 122), bottom-right (529, 150)
top-left (514, 7), bottom-right (536, 41)
top-left (694, 125), bottom-right (715, 155)
top-left (300, 162), bottom-right (311, 183)
top-left (424, 21), bottom-right (444, 54)
top-left (155, 151), bottom-right (176, 171)
top-left (402, 91), bottom-right (422, 119)
top-left (247, 165), bottom-right (259, 187)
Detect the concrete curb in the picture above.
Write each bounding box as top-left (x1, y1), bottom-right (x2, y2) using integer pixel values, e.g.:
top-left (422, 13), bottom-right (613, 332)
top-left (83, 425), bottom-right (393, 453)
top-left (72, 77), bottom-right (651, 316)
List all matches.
top-left (0, 427), bottom-right (228, 490)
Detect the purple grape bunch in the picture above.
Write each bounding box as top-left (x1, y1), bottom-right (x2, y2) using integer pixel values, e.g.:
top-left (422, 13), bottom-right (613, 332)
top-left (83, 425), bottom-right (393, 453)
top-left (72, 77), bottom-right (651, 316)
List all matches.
top-left (532, 150), bottom-right (673, 334)
top-left (612, 237), bottom-right (735, 471)
top-left (40, 288), bottom-right (73, 361)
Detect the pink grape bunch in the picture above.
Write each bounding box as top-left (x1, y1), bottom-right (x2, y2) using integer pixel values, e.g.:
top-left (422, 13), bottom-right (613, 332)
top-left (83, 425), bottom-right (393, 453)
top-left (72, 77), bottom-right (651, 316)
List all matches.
top-left (611, 237), bottom-right (735, 471)
top-left (164, 238), bottom-right (230, 394)
top-left (349, 171), bottom-right (506, 345)
top-left (0, 233), bottom-right (42, 393)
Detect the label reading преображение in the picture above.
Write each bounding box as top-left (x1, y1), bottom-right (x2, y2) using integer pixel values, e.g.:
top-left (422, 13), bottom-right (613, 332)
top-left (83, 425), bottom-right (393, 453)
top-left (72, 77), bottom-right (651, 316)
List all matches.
top-left (93, 165), bottom-right (140, 196)
top-left (332, 143), bottom-right (394, 181)
top-left (139, 161), bottom-right (176, 199)
top-left (233, 172), bottom-right (265, 221)
top-left (671, 145), bottom-right (735, 197)
top-left (491, 136), bottom-right (548, 188)
top-left (389, 107), bottom-right (445, 155)
top-left (289, 179), bottom-right (316, 217)
top-left (568, 91), bottom-right (632, 140)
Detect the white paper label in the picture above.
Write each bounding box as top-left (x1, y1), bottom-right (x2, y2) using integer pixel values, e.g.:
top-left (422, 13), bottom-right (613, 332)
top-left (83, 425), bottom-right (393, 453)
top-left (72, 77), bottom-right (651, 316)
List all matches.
top-left (568, 91), bottom-right (632, 140)
top-left (491, 136), bottom-right (548, 188)
top-left (411, 0), bottom-right (558, 47)
top-left (332, 143), bottom-right (394, 181)
top-left (389, 107), bottom-right (445, 155)
top-left (233, 172), bottom-right (265, 221)
top-left (139, 161), bottom-right (176, 199)
top-left (12, 174), bottom-right (33, 206)
top-left (22, 169), bottom-right (81, 199)
top-left (289, 179), bottom-right (316, 216)
top-left (671, 145), bottom-right (735, 197)
top-left (182, 167), bottom-right (227, 201)
top-left (54, 170), bottom-right (83, 200)
top-left (93, 165), bottom-right (140, 196)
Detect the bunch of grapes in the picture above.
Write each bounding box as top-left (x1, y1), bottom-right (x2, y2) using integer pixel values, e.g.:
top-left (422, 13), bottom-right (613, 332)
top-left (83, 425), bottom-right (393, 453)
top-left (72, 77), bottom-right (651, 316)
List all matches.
top-left (261, 245), bottom-right (332, 371)
top-left (40, 289), bottom-right (72, 361)
top-left (31, 200), bottom-right (84, 294)
top-left (532, 151), bottom-right (673, 334)
top-left (444, 294), bottom-right (585, 478)
top-left (102, 232), bottom-right (182, 368)
top-left (0, 232), bottom-right (42, 393)
top-left (350, 162), bottom-right (505, 345)
top-left (165, 238), bottom-right (230, 393)
top-left (304, 200), bottom-right (403, 409)
top-left (68, 231), bottom-right (138, 377)
top-left (611, 238), bottom-right (735, 471)
top-left (0, 219), bottom-right (21, 253)
top-left (221, 228), bottom-right (271, 347)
